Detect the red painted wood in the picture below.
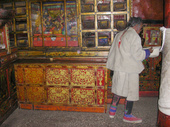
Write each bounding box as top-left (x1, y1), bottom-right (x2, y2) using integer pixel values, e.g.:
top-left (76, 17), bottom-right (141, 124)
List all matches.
top-left (157, 110), bottom-right (170, 127)
top-left (19, 103), bottom-right (33, 110)
top-left (34, 105), bottom-right (105, 113)
top-left (107, 98), bottom-right (125, 104)
top-left (6, 69), bottom-right (10, 97)
top-left (139, 91), bottom-right (158, 97)
top-left (165, 0), bottom-right (170, 28)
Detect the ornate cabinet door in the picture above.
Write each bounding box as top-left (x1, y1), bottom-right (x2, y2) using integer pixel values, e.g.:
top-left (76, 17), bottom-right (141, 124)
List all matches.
top-left (0, 64), bottom-right (17, 124)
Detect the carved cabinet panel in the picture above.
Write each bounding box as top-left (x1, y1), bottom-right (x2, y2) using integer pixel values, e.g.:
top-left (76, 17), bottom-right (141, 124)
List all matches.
top-left (14, 62), bottom-right (107, 113)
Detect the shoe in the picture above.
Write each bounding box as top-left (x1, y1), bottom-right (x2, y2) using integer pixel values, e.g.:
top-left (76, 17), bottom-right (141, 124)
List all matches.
top-left (109, 105), bottom-right (117, 118)
top-left (123, 114), bottom-right (142, 123)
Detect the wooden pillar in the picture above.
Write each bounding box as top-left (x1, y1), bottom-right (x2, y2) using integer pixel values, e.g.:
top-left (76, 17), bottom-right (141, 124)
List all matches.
top-left (165, 0), bottom-right (170, 28)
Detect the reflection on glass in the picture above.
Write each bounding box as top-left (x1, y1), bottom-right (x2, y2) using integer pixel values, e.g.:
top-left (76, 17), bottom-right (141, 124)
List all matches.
top-left (31, 3), bottom-right (42, 36)
top-left (17, 40), bottom-right (28, 47)
top-left (82, 32), bottom-right (95, 47)
top-left (8, 23), bottom-right (14, 33)
top-left (15, 2), bottom-right (26, 7)
top-left (3, 3), bottom-right (13, 9)
top-left (81, 0), bottom-right (94, 13)
top-left (114, 14), bottom-right (127, 31)
top-left (81, 4), bottom-right (94, 13)
top-left (43, 2), bottom-right (65, 36)
top-left (66, 2), bottom-right (77, 36)
top-left (16, 33), bottom-right (27, 40)
top-left (98, 32), bottom-right (110, 46)
top-left (97, 0), bottom-right (110, 12)
top-left (17, 33), bottom-right (28, 47)
top-left (16, 18), bottom-right (27, 31)
top-left (82, 15), bottom-right (95, 30)
top-left (15, 2), bottom-right (26, 15)
top-left (97, 15), bottom-right (111, 29)
top-left (113, 0), bottom-right (127, 11)
top-left (81, 0), bottom-right (94, 4)
top-left (15, 7), bottom-right (26, 15)
top-left (9, 34), bottom-right (15, 47)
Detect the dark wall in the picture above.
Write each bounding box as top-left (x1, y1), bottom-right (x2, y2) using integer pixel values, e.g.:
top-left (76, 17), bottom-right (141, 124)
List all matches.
top-left (132, 0), bottom-right (163, 23)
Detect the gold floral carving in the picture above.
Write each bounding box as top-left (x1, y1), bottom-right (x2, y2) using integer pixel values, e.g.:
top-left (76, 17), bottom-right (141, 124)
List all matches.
top-left (26, 86), bottom-right (45, 103)
top-left (15, 68), bottom-right (24, 83)
top-left (71, 88), bottom-right (95, 105)
top-left (46, 68), bottom-right (69, 86)
top-left (24, 68), bottom-right (44, 84)
top-left (47, 87), bottom-right (69, 104)
top-left (71, 69), bottom-right (95, 86)
top-left (97, 89), bottom-right (104, 105)
top-left (17, 86), bottom-right (25, 101)
top-left (97, 69), bottom-right (104, 86)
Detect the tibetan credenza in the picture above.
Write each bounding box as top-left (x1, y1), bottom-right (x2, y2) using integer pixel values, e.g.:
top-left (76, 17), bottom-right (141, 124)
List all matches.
top-left (14, 59), bottom-right (107, 113)
top-left (0, 48), bottom-right (18, 124)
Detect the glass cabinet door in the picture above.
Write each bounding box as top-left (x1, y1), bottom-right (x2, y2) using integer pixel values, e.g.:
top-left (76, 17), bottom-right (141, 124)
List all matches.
top-left (82, 32), bottom-right (95, 47)
top-left (113, 14), bottom-right (127, 31)
top-left (31, 2), bottom-right (42, 47)
top-left (80, 0), bottom-right (130, 49)
top-left (97, 15), bottom-right (111, 29)
top-left (98, 32), bottom-right (111, 46)
top-left (2, 1), bottom-right (29, 49)
top-left (2, 3), bottom-right (15, 48)
top-left (43, 1), bottom-right (65, 47)
top-left (97, 0), bottom-right (110, 12)
top-left (30, 1), bottom-right (78, 48)
top-left (15, 1), bottom-right (26, 16)
top-left (81, 15), bottom-right (95, 30)
top-left (113, 0), bottom-right (127, 11)
top-left (66, 1), bottom-right (78, 47)
top-left (81, 0), bottom-right (94, 13)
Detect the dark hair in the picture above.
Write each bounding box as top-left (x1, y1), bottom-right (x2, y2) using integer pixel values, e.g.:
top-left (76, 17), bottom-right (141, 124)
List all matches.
top-left (127, 17), bottom-right (143, 27)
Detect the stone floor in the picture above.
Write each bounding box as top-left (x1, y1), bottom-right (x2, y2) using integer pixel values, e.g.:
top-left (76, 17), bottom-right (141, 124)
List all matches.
top-left (1, 97), bottom-right (158, 127)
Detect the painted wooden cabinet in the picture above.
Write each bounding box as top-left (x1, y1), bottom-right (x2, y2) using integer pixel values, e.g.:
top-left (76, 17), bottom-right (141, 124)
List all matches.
top-left (0, 0), bottom-right (163, 110)
top-left (0, 50), bottom-right (17, 124)
top-left (14, 61), bottom-right (107, 113)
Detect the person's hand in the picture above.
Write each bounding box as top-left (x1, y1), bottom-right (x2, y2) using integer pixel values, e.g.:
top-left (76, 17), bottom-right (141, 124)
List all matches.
top-left (149, 47), bottom-right (153, 53)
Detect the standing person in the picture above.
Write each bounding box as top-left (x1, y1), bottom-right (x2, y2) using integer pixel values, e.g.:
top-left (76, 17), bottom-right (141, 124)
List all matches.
top-left (106, 17), bottom-right (153, 123)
